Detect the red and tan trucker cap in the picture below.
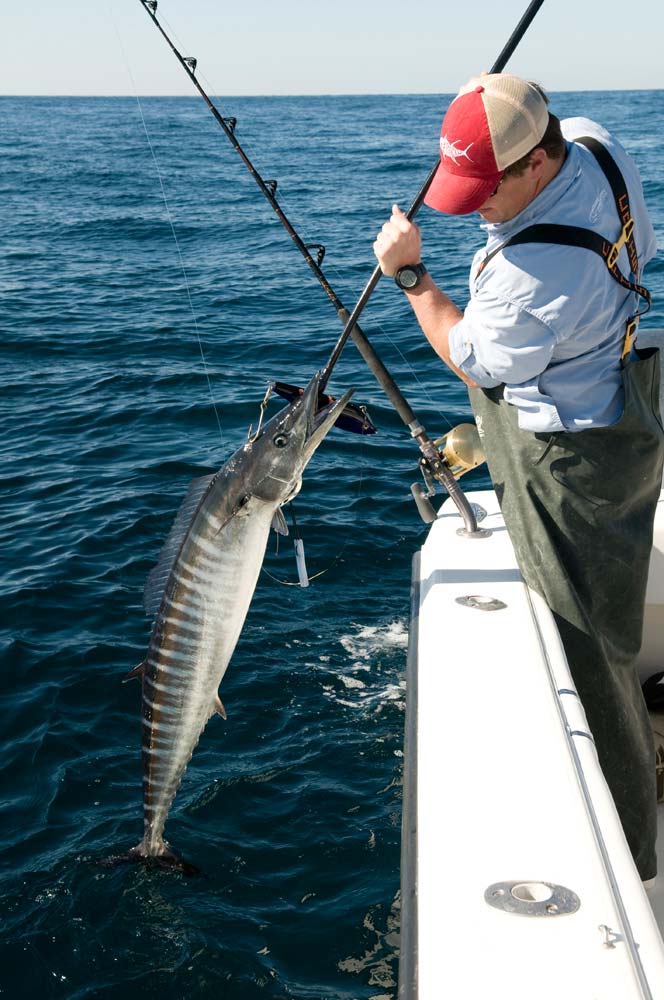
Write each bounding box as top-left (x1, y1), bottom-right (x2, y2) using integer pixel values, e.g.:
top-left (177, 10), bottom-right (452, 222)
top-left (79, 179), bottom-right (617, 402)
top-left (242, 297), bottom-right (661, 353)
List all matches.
top-left (424, 74), bottom-right (550, 215)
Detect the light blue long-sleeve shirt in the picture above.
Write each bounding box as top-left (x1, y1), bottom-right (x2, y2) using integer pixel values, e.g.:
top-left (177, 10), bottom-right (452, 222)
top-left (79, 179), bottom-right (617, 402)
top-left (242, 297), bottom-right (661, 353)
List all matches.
top-left (447, 118), bottom-right (657, 433)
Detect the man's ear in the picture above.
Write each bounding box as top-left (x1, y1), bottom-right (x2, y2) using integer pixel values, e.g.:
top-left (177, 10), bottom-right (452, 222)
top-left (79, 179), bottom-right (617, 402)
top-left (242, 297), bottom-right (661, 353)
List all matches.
top-left (528, 147), bottom-right (548, 176)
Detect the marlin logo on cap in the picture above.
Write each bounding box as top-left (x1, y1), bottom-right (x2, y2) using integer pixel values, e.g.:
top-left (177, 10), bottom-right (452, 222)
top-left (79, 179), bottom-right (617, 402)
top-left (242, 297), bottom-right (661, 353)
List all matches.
top-left (440, 135), bottom-right (474, 164)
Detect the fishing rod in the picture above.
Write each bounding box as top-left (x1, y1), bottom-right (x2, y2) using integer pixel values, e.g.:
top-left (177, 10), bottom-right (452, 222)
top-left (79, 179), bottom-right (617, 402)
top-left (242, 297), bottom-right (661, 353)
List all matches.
top-left (137, 0), bottom-right (544, 531)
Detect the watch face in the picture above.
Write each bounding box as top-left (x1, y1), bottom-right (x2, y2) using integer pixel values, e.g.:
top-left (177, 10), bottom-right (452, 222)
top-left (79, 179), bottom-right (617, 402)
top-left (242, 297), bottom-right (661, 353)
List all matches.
top-left (398, 267), bottom-right (418, 289)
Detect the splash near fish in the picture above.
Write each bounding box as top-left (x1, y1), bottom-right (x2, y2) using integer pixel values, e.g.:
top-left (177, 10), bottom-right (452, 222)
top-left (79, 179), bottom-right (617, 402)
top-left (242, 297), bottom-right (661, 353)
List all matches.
top-left (123, 373), bottom-right (352, 868)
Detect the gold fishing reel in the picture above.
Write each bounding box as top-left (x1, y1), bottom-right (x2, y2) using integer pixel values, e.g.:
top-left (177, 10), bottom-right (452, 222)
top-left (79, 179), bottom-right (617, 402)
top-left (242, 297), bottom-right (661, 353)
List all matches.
top-left (434, 422), bottom-right (485, 479)
top-left (410, 422), bottom-right (486, 524)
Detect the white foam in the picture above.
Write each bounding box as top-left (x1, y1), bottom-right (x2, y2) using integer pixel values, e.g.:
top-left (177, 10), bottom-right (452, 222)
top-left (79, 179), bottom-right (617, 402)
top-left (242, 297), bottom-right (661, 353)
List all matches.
top-left (338, 620), bottom-right (408, 669)
top-left (316, 619), bottom-right (408, 712)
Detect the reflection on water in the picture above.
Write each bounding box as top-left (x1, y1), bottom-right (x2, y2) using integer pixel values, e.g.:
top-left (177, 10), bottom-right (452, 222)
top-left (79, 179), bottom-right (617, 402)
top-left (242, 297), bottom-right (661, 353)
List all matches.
top-left (338, 891), bottom-right (401, 999)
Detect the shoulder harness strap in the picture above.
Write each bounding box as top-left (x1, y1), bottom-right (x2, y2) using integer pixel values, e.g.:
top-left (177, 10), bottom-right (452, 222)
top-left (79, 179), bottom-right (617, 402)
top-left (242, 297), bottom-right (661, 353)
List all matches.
top-left (475, 136), bottom-right (651, 360)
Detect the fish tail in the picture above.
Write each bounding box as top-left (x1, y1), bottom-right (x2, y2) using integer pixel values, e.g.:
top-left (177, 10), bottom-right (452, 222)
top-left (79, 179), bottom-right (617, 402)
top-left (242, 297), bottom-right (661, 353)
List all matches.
top-left (100, 838), bottom-right (201, 876)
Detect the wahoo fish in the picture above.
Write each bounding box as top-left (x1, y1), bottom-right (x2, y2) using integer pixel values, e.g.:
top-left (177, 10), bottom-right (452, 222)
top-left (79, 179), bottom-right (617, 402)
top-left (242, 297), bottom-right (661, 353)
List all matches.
top-left (125, 372), bottom-right (353, 868)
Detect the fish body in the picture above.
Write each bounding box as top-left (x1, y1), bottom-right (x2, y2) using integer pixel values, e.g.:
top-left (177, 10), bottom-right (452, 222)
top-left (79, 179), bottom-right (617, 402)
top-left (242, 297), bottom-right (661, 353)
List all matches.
top-left (131, 372), bottom-right (352, 863)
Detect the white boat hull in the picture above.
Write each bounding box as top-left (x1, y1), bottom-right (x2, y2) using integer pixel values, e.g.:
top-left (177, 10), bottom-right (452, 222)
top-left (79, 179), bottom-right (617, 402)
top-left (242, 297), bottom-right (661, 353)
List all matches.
top-left (401, 487), bottom-right (664, 999)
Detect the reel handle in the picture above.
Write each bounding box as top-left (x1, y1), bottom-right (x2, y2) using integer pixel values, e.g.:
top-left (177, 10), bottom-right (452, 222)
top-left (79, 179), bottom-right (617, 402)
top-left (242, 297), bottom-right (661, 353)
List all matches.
top-left (410, 483), bottom-right (437, 524)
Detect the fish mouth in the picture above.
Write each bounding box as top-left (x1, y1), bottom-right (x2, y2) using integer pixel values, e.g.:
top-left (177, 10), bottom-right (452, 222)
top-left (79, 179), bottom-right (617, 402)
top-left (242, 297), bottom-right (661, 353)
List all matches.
top-left (301, 371), bottom-right (354, 456)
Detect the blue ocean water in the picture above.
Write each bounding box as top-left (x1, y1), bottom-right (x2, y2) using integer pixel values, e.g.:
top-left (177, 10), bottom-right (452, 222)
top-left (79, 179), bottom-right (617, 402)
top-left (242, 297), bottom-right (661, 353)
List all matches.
top-left (1, 89), bottom-right (663, 999)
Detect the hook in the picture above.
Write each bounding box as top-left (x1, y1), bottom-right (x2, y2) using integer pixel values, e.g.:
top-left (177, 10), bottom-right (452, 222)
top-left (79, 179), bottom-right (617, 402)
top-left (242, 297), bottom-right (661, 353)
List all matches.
top-left (248, 382), bottom-right (275, 443)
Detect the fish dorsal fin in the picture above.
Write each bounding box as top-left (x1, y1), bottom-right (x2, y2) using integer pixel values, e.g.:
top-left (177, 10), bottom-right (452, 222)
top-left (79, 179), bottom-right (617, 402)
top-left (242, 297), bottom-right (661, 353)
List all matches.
top-left (143, 474), bottom-right (215, 618)
top-left (271, 508), bottom-right (289, 536)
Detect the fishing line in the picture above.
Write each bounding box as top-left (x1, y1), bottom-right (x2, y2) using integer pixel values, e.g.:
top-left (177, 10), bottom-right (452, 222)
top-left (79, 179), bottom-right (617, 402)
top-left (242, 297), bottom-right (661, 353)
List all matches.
top-left (115, 4), bottom-right (368, 588)
top-left (261, 535), bottom-right (355, 587)
top-left (108, 2), bottom-right (224, 443)
top-left (261, 435), bottom-right (368, 587)
top-left (135, 9), bottom-right (441, 428)
top-left (136, 4), bottom-right (444, 424)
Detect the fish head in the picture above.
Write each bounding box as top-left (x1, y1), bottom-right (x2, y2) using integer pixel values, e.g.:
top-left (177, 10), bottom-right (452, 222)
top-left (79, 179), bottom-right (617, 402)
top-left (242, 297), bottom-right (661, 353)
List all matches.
top-left (251, 372), bottom-right (354, 505)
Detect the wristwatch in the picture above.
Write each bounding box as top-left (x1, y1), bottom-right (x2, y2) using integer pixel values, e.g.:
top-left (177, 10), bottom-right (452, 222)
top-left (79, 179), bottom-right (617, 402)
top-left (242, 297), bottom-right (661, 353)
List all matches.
top-left (394, 262), bottom-right (427, 291)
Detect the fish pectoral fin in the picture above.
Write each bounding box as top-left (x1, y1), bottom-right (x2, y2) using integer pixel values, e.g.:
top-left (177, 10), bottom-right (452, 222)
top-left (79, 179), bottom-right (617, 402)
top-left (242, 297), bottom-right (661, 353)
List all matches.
top-left (213, 694), bottom-right (227, 721)
top-left (122, 660), bottom-right (146, 683)
top-left (271, 508), bottom-right (289, 536)
top-left (214, 495), bottom-right (251, 536)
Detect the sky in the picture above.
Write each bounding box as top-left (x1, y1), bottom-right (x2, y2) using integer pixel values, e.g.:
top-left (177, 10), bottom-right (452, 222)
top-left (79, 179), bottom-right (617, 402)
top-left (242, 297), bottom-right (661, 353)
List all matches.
top-left (2, 0), bottom-right (663, 96)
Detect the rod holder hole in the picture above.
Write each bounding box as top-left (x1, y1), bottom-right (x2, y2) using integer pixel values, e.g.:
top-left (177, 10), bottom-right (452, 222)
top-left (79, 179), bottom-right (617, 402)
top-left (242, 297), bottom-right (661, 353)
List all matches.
top-left (511, 882), bottom-right (553, 903)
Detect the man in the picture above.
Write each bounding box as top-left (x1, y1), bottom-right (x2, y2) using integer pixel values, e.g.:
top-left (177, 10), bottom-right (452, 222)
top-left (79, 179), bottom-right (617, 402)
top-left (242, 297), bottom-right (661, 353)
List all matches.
top-left (374, 73), bottom-right (664, 883)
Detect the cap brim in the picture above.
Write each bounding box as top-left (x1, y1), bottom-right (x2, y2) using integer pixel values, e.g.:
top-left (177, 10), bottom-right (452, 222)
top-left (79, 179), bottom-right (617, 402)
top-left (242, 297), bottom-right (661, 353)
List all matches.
top-left (424, 162), bottom-right (501, 216)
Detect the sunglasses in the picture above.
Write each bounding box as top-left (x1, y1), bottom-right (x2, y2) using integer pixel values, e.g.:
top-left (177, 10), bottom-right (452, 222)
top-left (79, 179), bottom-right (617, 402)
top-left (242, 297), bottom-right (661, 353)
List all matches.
top-left (490, 174), bottom-right (506, 197)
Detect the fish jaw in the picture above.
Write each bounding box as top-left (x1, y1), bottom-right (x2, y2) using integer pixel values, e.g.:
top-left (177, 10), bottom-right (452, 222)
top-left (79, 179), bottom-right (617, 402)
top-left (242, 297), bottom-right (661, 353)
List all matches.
top-left (305, 380), bottom-right (354, 459)
top-left (275, 370), bottom-right (355, 475)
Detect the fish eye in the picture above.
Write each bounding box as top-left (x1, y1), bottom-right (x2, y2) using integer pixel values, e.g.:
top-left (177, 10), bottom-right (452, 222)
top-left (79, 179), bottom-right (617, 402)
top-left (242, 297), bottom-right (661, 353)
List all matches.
top-left (272, 433), bottom-right (289, 448)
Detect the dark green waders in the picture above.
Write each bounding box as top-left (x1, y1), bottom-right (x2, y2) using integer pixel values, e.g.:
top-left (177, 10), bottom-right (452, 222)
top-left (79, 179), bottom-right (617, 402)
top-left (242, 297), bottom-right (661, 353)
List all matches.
top-left (469, 348), bottom-right (664, 880)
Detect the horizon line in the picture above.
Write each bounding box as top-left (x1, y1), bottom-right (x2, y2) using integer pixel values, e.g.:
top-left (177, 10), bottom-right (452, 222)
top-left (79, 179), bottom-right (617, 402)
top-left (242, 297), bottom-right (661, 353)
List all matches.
top-left (1, 86), bottom-right (663, 99)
